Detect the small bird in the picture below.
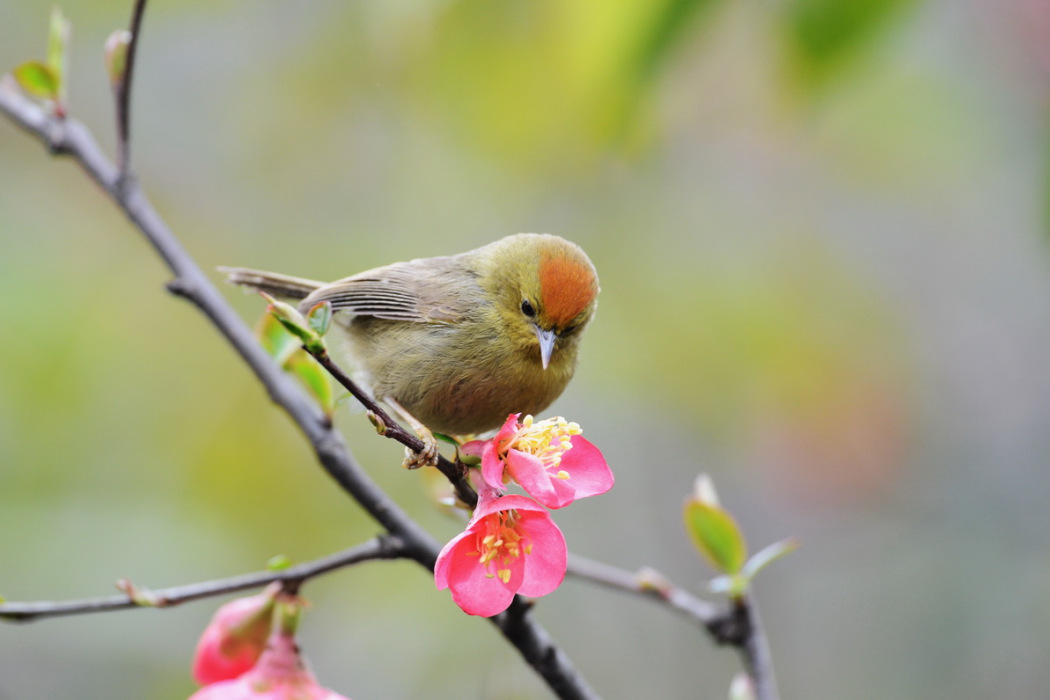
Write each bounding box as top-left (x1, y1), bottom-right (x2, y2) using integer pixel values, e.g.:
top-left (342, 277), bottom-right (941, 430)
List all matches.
top-left (222, 233), bottom-right (599, 465)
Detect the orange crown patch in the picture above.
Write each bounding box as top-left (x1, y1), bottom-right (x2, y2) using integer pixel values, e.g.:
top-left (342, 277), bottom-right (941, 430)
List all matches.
top-left (538, 253), bottom-right (597, 327)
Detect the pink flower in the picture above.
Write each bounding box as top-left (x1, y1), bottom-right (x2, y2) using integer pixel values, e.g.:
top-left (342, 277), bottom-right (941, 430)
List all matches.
top-left (435, 492), bottom-right (567, 617)
top-left (193, 583), bottom-right (280, 685)
top-left (188, 626), bottom-right (349, 700)
top-left (480, 414), bottom-right (614, 509)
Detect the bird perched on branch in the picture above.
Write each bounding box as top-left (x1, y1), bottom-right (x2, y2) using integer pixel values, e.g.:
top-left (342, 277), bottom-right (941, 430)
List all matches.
top-left (222, 233), bottom-right (599, 466)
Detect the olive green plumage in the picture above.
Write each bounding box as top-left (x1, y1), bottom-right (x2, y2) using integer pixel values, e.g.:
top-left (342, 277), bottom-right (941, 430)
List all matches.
top-left (223, 233), bottom-right (599, 436)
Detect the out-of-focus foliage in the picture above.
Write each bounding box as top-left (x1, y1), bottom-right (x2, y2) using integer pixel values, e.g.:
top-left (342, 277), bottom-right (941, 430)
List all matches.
top-left (780, 0), bottom-right (916, 84)
top-left (3, 0), bottom-right (1050, 699)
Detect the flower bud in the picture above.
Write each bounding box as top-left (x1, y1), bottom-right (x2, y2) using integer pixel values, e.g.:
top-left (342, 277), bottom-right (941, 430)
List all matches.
top-left (189, 610), bottom-right (350, 700)
top-left (192, 583), bottom-right (280, 685)
top-left (104, 29), bottom-right (132, 87)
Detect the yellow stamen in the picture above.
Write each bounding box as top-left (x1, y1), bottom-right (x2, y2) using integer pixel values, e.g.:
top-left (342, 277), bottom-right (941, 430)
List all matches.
top-left (504, 415), bottom-right (582, 475)
top-left (474, 508), bottom-right (533, 584)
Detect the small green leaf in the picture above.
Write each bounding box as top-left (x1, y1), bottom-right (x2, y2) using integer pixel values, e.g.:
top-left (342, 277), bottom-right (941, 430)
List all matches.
top-left (262, 293), bottom-right (328, 354)
top-left (740, 537), bottom-right (800, 582)
top-left (287, 352), bottom-right (334, 415)
top-left (267, 555), bottom-right (292, 571)
top-left (306, 301), bottom-right (332, 337)
top-left (255, 312), bottom-right (300, 365)
top-left (683, 498), bottom-right (748, 575)
top-left (47, 7), bottom-right (71, 101)
top-left (13, 61), bottom-right (59, 100)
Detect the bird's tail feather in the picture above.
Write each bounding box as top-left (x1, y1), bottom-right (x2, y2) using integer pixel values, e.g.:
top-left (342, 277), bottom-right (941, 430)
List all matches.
top-left (218, 266), bottom-right (324, 300)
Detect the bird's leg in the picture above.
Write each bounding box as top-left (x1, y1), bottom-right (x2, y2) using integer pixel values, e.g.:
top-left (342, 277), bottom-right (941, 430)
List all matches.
top-left (385, 398), bottom-right (440, 469)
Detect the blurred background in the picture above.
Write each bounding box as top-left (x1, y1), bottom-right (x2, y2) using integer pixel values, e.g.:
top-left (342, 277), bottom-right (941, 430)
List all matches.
top-left (2, 0), bottom-right (1050, 698)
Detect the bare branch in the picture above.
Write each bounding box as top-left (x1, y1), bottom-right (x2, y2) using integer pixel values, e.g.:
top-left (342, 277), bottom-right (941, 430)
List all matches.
top-left (566, 554), bottom-right (719, 625)
top-left (309, 348), bottom-right (477, 508)
top-left (114, 0), bottom-right (146, 176)
top-left (0, 537), bottom-right (404, 624)
top-left (738, 594), bottom-right (779, 700)
top-left (567, 555), bottom-right (781, 700)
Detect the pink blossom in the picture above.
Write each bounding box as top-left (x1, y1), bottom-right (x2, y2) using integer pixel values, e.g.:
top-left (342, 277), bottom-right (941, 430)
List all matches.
top-left (435, 492), bottom-right (567, 616)
top-left (188, 627), bottom-right (349, 700)
top-left (480, 414), bottom-right (614, 509)
top-left (193, 583), bottom-right (280, 685)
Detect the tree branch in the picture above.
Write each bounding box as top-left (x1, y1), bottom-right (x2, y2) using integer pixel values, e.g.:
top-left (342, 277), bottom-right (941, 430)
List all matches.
top-left (0, 537), bottom-right (404, 623)
top-left (737, 594), bottom-right (779, 700)
top-left (114, 0), bottom-right (146, 176)
top-left (308, 348), bottom-right (477, 508)
top-left (567, 555), bottom-right (780, 700)
top-left (566, 554), bottom-right (719, 625)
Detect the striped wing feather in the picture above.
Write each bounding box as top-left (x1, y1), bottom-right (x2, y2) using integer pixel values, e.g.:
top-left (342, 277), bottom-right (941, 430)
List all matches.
top-left (299, 256), bottom-right (473, 324)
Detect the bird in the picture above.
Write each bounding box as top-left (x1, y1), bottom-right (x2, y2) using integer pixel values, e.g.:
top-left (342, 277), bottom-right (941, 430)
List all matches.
top-left (221, 233), bottom-right (599, 466)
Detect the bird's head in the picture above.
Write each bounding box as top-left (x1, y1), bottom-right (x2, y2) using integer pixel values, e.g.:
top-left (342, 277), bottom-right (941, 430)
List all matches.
top-left (482, 233), bottom-right (599, 370)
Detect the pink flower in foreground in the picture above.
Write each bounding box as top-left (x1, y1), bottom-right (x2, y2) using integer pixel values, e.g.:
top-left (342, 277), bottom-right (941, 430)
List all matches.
top-left (435, 492), bottom-right (567, 617)
top-left (480, 414), bottom-right (614, 509)
top-left (189, 626), bottom-right (350, 700)
top-left (193, 583), bottom-right (280, 685)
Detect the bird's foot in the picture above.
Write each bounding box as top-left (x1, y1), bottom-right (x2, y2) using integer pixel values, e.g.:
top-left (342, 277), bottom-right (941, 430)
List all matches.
top-left (402, 426), bottom-right (439, 469)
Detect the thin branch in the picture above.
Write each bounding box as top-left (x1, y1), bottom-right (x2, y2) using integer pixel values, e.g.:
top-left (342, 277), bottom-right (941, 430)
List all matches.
top-left (310, 348), bottom-right (477, 508)
top-left (0, 537), bottom-right (403, 624)
top-left (115, 0), bottom-right (146, 176)
top-left (566, 554), bottom-right (719, 625)
top-left (738, 594), bottom-right (779, 700)
top-left (567, 555), bottom-right (781, 700)
top-left (0, 81), bottom-right (596, 700)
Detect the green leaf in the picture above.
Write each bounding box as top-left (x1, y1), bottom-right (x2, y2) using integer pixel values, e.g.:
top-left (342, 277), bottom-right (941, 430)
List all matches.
top-left (287, 352), bottom-right (334, 415)
top-left (683, 498), bottom-right (748, 574)
top-left (254, 311), bottom-right (333, 413)
top-left (47, 7), bottom-right (70, 98)
top-left (262, 293), bottom-right (326, 353)
top-left (740, 537), bottom-right (800, 582)
top-left (13, 61), bottom-right (59, 100)
top-left (306, 301), bottom-right (332, 337)
top-left (782, 0), bottom-right (916, 81)
top-left (267, 555), bottom-right (292, 571)
top-left (255, 311), bottom-right (300, 365)
top-left (631, 0), bottom-right (720, 87)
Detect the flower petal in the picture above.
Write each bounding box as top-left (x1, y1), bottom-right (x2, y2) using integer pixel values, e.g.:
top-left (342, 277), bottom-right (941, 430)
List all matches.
top-left (515, 512), bottom-right (567, 598)
top-left (504, 449), bottom-right (561, 507)
top-left (444, 534), bottom-right (523, 617)
top-left (493, 413), bottom-right (522, 454)
top-left (434, 529), bottom-right (473, 591)
top-left (555, 436), bottom-right (614, 501)
top-left (480, 442), bottom-right (507, 491)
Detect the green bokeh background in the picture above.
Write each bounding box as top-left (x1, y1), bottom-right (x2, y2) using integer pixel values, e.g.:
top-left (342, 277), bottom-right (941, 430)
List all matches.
top-left (3, 1), bottom-right (1050, 698)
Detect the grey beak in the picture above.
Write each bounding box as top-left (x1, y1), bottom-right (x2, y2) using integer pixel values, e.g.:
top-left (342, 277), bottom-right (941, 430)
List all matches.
top-left (534, 327), bottom-right (557, 370)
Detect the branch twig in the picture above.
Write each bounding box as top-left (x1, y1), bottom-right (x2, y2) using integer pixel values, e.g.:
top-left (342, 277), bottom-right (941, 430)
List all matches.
top-left (567, 555), bottom-right (780, 700)
top-left (309, 348), bottom-right (477, 508)
top-left (566, 554), bottom-right (719, 625)
top-left (114, 0), bottom-right (146, 177)
top-left (0, 537), bottom-right (403, 623)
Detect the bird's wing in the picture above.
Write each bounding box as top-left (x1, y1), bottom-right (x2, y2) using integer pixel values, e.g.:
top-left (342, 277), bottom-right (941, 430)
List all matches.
top-left (299, 256), bottom-right (474, 324)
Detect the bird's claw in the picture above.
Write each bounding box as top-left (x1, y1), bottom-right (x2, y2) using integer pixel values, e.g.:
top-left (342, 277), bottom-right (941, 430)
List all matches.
top-left (402, 428), bottom-right (439, 469)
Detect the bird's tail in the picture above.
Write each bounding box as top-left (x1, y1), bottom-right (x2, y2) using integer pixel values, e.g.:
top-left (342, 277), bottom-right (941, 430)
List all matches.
top-left (218, 266), bottom-right (324, 301)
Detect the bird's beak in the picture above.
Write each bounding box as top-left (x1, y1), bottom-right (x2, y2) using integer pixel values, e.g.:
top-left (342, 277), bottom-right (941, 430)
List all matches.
top-left (534, 326), bottom-right (557, 370)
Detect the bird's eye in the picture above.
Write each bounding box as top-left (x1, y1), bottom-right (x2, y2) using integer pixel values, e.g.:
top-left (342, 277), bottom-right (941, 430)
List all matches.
top-left (521, 299), bottom-right (536, 317)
